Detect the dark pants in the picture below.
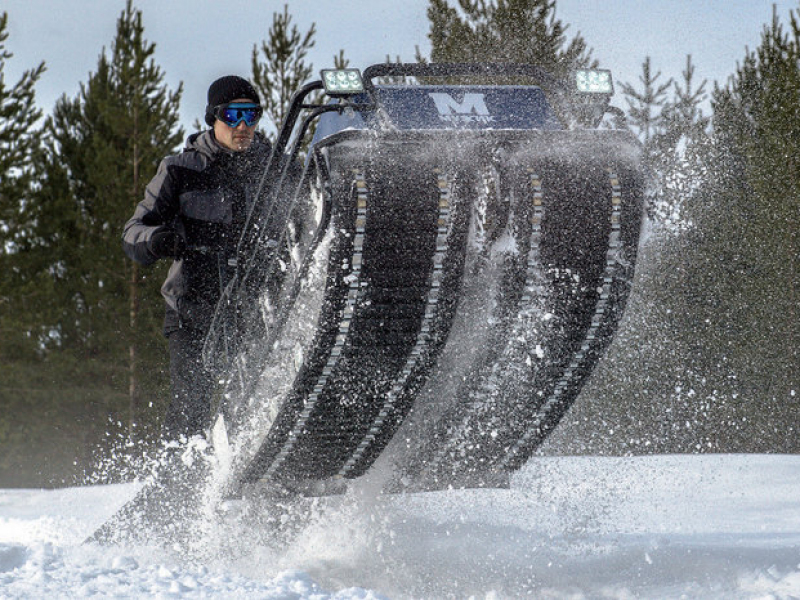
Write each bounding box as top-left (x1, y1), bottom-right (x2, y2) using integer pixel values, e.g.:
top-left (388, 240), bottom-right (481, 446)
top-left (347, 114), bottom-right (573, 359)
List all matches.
top-left (163, 326), bottom-right (216, 441)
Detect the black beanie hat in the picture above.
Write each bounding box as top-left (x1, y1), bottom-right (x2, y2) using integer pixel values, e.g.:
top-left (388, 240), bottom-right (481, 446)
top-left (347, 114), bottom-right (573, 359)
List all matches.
top-left (205, 75), bottom-right (261, 126)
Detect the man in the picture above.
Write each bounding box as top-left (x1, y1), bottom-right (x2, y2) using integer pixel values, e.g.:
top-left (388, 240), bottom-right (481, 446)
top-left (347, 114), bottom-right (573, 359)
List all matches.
top-left (123, 75), bottom-right (272, 441)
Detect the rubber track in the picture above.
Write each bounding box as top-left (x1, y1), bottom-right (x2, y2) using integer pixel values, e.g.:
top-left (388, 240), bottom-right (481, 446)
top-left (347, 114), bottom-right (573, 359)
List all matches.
top-left (239, 163), bottom-right (469, 484)
top-left (397, 160), bottom-right (644, 490)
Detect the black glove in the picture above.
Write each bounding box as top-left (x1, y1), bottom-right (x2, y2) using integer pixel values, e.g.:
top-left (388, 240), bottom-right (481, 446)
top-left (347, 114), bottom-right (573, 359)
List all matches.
top-left (148, 227), bottom-right (186, 259)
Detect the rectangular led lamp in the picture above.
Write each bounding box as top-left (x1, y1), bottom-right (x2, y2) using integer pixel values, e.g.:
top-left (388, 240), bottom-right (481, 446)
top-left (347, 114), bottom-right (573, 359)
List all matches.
top-left (575, 69), bottom-right (613, 94)
top-left (321, 69), bottom-right (365, 95)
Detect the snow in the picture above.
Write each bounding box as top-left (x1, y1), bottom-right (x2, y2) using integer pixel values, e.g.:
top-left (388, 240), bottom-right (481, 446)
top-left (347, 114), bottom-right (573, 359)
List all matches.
top-left (1, 454), bottom-right (799, 599)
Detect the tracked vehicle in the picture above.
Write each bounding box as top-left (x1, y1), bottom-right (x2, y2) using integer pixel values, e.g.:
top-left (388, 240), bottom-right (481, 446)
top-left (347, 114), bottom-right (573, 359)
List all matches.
top-left (202, 63), bottom-right (646, 496)
top-left (90, 63), bottom-right (645, 543)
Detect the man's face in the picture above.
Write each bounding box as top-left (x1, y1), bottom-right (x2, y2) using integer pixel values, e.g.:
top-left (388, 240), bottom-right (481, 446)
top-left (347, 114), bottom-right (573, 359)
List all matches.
top-left (213, 97), bottom-right (258, 152)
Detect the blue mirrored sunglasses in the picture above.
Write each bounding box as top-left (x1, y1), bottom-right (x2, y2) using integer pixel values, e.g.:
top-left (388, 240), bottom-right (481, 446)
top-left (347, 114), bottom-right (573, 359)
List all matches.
top-left (213, 102), bottom-right (263, 127)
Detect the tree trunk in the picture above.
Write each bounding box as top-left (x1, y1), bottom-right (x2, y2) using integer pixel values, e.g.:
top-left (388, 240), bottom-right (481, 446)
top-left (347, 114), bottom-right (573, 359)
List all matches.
top-left (128, 104), bottom-right (141, 435)
top-left (128, 261), bottom-right (139, 434)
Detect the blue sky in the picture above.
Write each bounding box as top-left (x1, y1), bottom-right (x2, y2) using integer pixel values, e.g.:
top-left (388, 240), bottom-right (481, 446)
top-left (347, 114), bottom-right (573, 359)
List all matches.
top-left (3, 0), bottom-right (798, 129)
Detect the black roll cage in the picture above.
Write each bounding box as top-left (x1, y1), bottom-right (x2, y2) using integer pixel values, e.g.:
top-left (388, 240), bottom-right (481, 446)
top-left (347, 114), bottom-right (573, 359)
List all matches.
top-left (205, 63), bottom-right (613, 368)
top-left (238, 62), bottom-right (610, 257)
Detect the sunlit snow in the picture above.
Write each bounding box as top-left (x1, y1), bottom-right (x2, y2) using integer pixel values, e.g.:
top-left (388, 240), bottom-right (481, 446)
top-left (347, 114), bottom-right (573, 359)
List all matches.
top-left (1, 454), bottom-right (798, 598)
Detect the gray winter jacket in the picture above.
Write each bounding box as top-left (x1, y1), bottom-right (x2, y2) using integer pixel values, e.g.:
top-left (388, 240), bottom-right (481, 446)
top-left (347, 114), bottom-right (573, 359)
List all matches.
top-left (122, 130), bottom-right (272, 334)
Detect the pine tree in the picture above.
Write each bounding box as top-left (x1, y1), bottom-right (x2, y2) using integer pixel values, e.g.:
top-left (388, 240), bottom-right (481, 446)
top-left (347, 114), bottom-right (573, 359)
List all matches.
top-left (557, 7), bottom-right (799, 456)
top-left (251, 5), bottom-right (316, 141)
top-left (653, 56), bottom-right (712, 229)
top-left (16, 0), bottom-right (184, 436)
top-left (700, 5), bottom-right (799, 426)
top-left (0, 12), bottom-right (45, 217)
top-left (667, 56), bottom-right (711, 136)
top-left (423, 0), bottom-right (595, 79)
top-left (0, 10), bottom-right (46, 332)
top-left (250, 5), bottom-right (349, 150)
top-left (619, 56), bottom-right (672, 144)
top-left (643, 6), bottom-right (800, 451)
top-left (102, 1), bottom-right (185, 433)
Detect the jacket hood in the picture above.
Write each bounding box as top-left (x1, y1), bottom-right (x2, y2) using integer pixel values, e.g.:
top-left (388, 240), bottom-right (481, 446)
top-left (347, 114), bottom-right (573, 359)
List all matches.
top-left (184, 130), bottom-right (219, 159)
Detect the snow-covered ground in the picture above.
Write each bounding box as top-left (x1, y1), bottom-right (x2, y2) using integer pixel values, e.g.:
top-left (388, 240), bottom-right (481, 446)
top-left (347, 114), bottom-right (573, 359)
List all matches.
top-left (1, 454), bottom-right (799, 599)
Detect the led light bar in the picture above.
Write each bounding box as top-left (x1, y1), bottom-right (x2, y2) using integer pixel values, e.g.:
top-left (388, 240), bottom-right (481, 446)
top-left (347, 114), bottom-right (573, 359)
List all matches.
top-left (320, 69), bottom-right (365, 95)
top-left (575, 69), bottom-right (613, 94)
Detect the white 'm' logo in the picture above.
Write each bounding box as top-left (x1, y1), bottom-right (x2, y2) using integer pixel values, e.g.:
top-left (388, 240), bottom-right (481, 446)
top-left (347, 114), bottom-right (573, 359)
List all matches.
top-left (428, 93), bottom-right (494, 124)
